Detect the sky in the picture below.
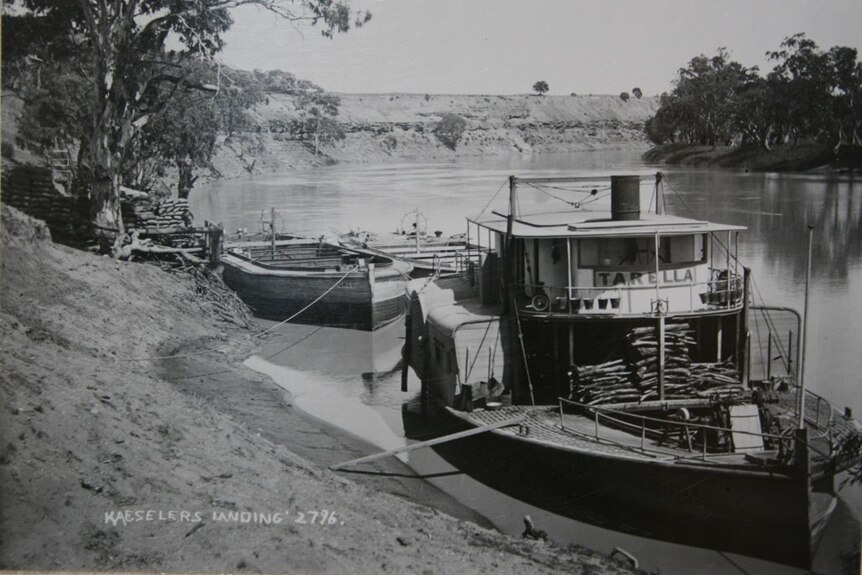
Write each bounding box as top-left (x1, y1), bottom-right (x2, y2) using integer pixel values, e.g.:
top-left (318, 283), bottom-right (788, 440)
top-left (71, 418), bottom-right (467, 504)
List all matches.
top-left (220, 0), bottom-right (862, 97)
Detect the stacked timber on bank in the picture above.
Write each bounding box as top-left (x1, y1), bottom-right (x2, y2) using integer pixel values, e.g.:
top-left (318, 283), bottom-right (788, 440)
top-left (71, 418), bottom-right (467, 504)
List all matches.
top-left (571, 323), bottom-right (745, 405)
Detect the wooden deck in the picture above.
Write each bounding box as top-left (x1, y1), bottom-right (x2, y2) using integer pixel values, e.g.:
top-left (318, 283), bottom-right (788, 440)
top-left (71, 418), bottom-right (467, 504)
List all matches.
top-left (451, 405), bottom-right (763, 466)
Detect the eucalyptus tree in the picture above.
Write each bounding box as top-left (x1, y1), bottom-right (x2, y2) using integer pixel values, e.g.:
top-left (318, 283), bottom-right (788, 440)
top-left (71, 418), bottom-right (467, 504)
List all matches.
top-left (3, 0), bottom-right (369, 233)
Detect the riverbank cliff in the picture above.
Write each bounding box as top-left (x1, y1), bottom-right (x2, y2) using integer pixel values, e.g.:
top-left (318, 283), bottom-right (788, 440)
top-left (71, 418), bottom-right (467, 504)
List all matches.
top-left (0, 204), bottom-right (638, 574)
top-left (210, 93), bottom-right (659, 179)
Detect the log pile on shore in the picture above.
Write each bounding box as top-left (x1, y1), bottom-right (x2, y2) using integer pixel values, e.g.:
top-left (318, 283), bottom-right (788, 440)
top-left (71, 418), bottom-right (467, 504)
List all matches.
top-left (571, 322), bottom-right (745, 405)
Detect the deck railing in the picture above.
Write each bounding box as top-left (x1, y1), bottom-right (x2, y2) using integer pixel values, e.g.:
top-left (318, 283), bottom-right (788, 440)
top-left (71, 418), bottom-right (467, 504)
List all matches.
top-left (555, 397), bottom-right (793, 462)
top-left (517, 272), bottom-right (744, 318)
top-left (454, 249), bottom-right (485, 277)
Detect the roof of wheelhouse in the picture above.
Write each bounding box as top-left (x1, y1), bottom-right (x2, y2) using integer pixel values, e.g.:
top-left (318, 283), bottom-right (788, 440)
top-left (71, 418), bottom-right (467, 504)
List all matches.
top-left (468, 209), bottom-right (746, 239)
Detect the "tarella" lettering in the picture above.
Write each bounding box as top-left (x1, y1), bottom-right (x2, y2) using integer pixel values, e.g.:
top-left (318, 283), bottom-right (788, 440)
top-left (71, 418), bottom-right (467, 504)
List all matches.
top-left (595, 268), bottom-right (695, 287)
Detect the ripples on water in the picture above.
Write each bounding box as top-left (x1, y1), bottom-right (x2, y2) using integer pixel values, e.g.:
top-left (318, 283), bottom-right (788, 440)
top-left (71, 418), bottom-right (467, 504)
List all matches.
top-left (195, 151), bottom-right (862, 574)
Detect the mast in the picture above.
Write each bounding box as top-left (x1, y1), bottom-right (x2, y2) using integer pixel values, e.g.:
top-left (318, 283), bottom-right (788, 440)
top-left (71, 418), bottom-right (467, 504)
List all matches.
top-left (797, 224), bottom-right (815, 429)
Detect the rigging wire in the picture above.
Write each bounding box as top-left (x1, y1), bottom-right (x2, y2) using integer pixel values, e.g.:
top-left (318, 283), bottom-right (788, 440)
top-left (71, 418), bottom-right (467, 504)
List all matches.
top-left (524, 182), bottom-right (609, 210)
top-left (476, 178), bottom-right (509, 220)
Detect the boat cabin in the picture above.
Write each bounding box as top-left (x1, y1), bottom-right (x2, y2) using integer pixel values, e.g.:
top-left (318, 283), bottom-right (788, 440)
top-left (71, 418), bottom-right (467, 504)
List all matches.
top-left (465, 175), bottom-right (746, 318)
top-left (430, 174), bottom-right (754, 405)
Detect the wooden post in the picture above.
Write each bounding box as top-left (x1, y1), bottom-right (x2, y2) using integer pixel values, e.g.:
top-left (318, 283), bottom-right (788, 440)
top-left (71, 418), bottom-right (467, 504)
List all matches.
top-left (270, 207), bottom-right (277, 259)
top-left (739, 267), bottom-right (750, 381)
top-left (658, 316), bottom-right (666, 402)
top-left (767, 332), bottom-right (773, 380)
top-left (402, 313), bottom-right (411, 393)
top-left (414, 210), bottom-right (421, 255)
top-left (566, 238), bottom-right (573, 313)
top-left (208, 225), bottom-right (223, 268)
top-left (503, 176), bottom-right (517, 314)
top-left (655, 230), bottom-right (665, 401)
top-left (787, 329), bottom-right (793, 377)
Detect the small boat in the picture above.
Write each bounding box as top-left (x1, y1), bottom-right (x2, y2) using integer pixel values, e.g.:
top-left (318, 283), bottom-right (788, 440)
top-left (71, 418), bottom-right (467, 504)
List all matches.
top-left (403, 173), bottom-right (862, 566)
top-left (222, 238), bottom-right (413, 331)
top-left (341, 209), bottom-right (483, 277)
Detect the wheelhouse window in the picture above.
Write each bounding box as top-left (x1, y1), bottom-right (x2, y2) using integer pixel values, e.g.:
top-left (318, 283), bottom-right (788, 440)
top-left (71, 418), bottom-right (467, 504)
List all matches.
top-left (578, 234), bottom-right (706, 268)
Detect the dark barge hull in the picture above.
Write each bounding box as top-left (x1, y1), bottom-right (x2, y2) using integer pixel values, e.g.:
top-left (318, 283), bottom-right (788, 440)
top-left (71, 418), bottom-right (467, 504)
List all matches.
top-left (432, 408), bottom-right (833, 568)
top-left (222, 253), bottom-right (410, 331)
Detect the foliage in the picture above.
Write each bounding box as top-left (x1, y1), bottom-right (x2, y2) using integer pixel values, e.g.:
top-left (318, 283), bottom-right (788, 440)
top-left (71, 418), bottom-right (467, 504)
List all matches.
top-left (632, 87), bottom-right (643, 99)
top-left (647, 36), bottom-right (862, 150)
top-left (124, 61), bottom-right (265, 197)
top-left (285, 83), bottom-right (344, 154)
top-left (433, 113), bottom-right (467, 150)
top-left (2, 0), bottom-right (369, 232)
top-left (619, 92), bottom-right (630, 102)
top-left (532, 81), bottom-right (549, 96)
top-left (382, 132), bottom-right (398, 152)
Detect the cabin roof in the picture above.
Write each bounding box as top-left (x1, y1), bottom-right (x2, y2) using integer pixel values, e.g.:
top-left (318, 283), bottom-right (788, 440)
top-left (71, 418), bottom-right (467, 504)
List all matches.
top-left (468, 209), bottom-right (746, 238)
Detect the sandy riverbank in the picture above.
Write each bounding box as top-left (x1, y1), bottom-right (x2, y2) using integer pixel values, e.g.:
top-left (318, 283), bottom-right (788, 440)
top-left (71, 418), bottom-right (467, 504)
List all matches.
top-left (0, 204), bottom-right (638, 574)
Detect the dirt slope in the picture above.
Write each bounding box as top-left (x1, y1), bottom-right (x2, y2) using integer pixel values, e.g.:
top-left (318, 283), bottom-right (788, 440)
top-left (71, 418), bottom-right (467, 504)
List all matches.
top-left (0, 205), bottom-right (637, 574)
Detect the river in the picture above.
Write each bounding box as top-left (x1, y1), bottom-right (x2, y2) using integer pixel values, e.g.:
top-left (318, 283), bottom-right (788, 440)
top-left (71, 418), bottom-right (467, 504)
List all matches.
top-left (194, 151), bottom-right (862, 574)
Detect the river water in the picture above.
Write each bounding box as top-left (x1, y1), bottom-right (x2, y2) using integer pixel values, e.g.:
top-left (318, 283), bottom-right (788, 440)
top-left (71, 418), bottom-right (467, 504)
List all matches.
top-left (194, 151), bottom-right (862, 574)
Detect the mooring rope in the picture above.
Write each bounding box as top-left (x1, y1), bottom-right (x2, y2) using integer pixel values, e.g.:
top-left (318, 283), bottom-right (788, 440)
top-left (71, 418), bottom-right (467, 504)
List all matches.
top-left (122, 265), bottom-right (357, 362)
top-left (256, 265), bottom-right (358, 337)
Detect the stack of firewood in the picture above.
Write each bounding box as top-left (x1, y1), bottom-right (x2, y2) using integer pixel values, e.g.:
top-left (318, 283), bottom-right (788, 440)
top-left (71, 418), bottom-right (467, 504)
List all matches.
top-left (627, 324), bottom-right (695, 401)
top-left (688, 361), bottom-right (744, 398)
top-left (571, 322), bottom-right (745, 405)
top-left (627, 324), bottom-right (745, 401)
top-left (570, 359), bottom-right (638, 405)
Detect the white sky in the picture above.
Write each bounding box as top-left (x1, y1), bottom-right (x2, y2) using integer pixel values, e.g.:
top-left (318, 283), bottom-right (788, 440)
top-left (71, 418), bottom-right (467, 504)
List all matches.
top-left (220, 0), bottom-right (862, 96)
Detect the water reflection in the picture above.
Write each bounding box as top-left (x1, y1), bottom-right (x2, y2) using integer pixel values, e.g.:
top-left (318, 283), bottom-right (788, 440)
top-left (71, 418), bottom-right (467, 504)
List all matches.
top-left (662, 171), bottom-right (861, 288)
top-left (249, 321), bottom-right (860, 575)
top-left (196, 153), bottom-right (862, 573)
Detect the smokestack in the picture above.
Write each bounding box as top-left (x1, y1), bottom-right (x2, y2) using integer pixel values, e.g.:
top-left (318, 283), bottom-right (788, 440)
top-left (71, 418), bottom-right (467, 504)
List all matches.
top-left (610, 175), bottom-right (640, 221)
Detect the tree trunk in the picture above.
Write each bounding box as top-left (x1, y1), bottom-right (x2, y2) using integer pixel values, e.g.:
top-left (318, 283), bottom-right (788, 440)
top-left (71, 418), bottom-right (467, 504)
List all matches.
top-left (87, 145), bottom-right (123, 235)
top-left (177, 162), bottom-right (195, 200)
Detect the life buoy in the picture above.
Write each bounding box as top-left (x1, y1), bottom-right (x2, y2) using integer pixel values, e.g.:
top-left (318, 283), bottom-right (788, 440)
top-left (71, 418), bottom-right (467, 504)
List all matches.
top-left (531, 293), bottom-right (549, 312)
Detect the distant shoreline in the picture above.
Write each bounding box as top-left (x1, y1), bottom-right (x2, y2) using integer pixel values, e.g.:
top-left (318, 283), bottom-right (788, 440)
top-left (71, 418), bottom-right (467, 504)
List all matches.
top-left (643, 143), bottom-right (861, 173)
top-left (207, 93), bottom-right (659, 181)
